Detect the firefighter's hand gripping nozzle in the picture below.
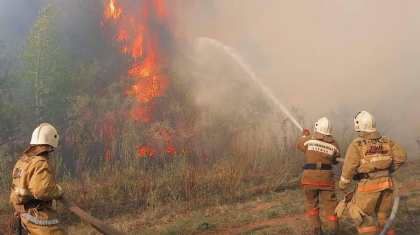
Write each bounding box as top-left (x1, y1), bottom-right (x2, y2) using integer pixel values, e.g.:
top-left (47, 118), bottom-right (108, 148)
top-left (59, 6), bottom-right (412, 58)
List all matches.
top-left (303, 128), bottom-right (310, 136)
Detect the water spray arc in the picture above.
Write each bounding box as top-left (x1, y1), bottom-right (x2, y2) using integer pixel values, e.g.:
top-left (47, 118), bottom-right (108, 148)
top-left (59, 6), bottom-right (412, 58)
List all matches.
top-left (195, 37), bottom-right (303, 131)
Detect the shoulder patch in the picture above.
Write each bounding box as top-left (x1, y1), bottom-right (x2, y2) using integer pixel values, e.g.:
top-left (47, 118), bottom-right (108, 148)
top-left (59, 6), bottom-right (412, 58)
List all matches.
top-left (304, 139), bottom-right (338, 156)
top-left (12, 167), bottom-right (24, 179)
top-left (20, 155), bottom-right (33, 163)
top-left (363, 145), bottom-right (390, 157)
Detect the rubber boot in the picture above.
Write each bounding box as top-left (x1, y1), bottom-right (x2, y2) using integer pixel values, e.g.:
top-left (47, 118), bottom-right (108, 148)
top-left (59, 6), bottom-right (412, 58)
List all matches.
top-left (313, 227), bottom-right (325, 235)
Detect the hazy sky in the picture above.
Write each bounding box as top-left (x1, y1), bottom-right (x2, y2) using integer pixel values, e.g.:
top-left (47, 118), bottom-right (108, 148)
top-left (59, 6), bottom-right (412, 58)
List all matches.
top-left (1, 0), bottom-right (419, 156)
top-left (177, 0), bottom-right (420, 157)
top-left (0, 1), bottom-right (44, 49)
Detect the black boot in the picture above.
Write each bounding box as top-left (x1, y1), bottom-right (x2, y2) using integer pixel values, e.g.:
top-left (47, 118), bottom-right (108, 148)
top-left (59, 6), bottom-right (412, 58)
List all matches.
top-left (313, 227), bottom-right (325, 235)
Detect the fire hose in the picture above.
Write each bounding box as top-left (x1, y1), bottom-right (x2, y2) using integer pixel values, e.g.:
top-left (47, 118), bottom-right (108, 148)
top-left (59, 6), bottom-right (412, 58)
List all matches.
top-left (335, 158), bottom-right (399, 234)
top-left (58, 196), bottom-right (124, 235)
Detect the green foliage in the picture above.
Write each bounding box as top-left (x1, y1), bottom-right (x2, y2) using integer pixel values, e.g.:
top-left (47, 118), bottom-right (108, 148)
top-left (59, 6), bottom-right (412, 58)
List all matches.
top-left (19, 4), bottom-right (77, 126)
top-left (0, 29), bottom-right (28, 155)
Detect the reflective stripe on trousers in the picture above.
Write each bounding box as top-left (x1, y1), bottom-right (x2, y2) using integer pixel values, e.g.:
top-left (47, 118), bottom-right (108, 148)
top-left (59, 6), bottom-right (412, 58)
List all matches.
top-left (307, 210), bottom-right (319, 215)
top-left (357, 181), bottom-right (393, 192)
top-left (378, 227), bottom-right (395, 235)
top-left (326, 215), bottom-right (339, 221)
top-left (20, 213), bottom-right (60, 226)
top-left (357, 226), bottom-right (377, 234)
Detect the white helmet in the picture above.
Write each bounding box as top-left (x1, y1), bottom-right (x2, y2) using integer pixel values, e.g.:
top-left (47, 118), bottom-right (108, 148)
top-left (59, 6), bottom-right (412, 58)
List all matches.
top-left (30, 123), bottom-right (59, 148)
top-left (314, 117), bottom-right (332, 135)
top-left (354, 111), bottom-right (376, 132)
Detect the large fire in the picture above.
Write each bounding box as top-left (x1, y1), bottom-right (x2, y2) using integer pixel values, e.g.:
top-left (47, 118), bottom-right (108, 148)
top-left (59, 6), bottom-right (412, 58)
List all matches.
top-left (102, 0), bottom-right (175, 157)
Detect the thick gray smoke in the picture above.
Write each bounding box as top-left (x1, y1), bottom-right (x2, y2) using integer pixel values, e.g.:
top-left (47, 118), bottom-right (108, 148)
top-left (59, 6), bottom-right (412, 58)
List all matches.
top-left (175, 1), bottom-right (420, 158)
top-left (1, 0), bottom-right (419, 157)
top-left (0, 0), bottom-right (92, 51)
top-left (0, 1), bottom-right (45, 49)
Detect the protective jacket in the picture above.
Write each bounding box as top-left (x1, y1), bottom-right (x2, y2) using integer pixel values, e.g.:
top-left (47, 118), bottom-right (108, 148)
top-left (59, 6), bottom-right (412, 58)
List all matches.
top-left (297, 132), bottom-right (341, 234)
top-left (339, 131), bottom-right (407, 192)
top-left (339, 131), bottom-right (406, 234)
top-left (10, 145), bottom-right (63, 226)
top-left (297, 133), bottom-right (341, 185)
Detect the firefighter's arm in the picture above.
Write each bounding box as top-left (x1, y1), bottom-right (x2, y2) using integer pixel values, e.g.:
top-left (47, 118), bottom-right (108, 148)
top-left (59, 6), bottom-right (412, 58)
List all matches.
top-left (28, 161), bottom-right (63, 201)
top-left (332, 142), bottom-right (341, 165)
top-left (339, 143), bottom-right (360, 190)
top-left (332, 152), bottom-right (340, 165)
top-left (297, 135), bottom-right (310, 153)
top-left (389, 139), bottom-right (407, 173)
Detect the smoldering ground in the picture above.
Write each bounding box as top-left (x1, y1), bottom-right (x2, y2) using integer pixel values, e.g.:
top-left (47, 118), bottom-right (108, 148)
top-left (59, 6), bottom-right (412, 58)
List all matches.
top-left (1, 0), bottom-right (419, 157)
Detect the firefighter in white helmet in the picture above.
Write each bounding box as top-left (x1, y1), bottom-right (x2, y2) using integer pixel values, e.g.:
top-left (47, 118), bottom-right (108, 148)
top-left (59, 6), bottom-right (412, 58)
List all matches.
top-left (339, 111), bottom-right (406, 235)
top-left (10, 123), bottom-right (67, 235)
top-left (297, 117), bottom-right (340, 235)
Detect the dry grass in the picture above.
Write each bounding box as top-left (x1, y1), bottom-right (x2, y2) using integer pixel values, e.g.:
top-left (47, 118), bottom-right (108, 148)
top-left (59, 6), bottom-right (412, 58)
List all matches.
top-left (0, 150), bottom-right (299, 235)
top-left (1, 153), bottom-right (419, 235)
top-left (58, 160), bottom-right (420, 235)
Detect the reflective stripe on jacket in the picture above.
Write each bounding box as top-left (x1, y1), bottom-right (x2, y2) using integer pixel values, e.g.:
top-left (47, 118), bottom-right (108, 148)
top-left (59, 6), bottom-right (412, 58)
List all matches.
top-left (339, 131), bottom-right (407, 192)
top-left (297, 133), bottom-right (340, 185)
top-left (10, 145), bottom-right (62, 225)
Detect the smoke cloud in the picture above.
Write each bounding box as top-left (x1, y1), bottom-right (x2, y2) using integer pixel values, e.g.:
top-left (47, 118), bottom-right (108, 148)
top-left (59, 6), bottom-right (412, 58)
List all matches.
top-left (1, 0), bottom-right (419, 157)
top-left (175, 0), bottom-right (420, 158)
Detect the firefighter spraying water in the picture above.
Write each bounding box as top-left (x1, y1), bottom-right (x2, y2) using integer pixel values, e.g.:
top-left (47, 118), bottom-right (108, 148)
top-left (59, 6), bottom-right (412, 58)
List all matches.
top-left (195, 39), bottom-right (406, 234)
top-left (295, 112), bottom-right (405, 235)
top-left (297, 117), bottom-right (341, 235)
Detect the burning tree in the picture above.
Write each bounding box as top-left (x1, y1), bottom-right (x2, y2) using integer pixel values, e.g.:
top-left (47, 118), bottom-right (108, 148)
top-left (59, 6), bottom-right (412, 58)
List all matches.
top-left (59, 0), bottom-right (270, 174)
top-left (62, 0), bottom-right (196, 173)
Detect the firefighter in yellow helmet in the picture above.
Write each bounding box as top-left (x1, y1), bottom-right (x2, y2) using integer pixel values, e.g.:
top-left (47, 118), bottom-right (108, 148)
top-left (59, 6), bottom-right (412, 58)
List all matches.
top-left (10, 123), bottom-right (67, 235)
top-left (297, 117), bottom-right (341, 235)
top-left (339, 111), bottom-right (406, 235)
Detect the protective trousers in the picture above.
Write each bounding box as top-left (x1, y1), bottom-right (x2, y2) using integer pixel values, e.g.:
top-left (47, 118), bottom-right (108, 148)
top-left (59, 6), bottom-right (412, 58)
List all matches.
top-left (304, 185), bottom-right (339, 233)
top-left (21, 216), bottom-right (67, 235)
top-left (353, 189), bottom-right (394, 235)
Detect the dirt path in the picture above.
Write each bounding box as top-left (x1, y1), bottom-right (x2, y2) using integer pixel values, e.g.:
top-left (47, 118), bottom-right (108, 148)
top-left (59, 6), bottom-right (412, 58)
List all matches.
top-left (198, 214), bottom-right (303, 235)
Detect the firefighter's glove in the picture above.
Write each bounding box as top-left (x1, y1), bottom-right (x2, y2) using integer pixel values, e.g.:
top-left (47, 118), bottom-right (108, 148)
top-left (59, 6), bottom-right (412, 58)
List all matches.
top-left (56, 184), bottom-right (63, 197)
top-left (339, 180), bottom-right (351, 192)
top-left (303, 129), bottom-right (310, 136)
top-left (348, 202), bottom-right (366, 226)
top-left (335, 199), bottom-right (346, 218)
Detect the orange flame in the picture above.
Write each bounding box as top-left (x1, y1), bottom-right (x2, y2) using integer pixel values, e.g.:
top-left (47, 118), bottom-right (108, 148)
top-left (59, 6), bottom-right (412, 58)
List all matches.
top-left (117, 29), bottom-right (127, 42)
top-left (103, 0), bottom-right (169, 123)
top-left (103, 0), bottom-right (175, 156)
top-left (155, 0), bottom-right (167, 18)
top-left (105, 150), bottom-right (111, 161)
top-left (138, 146), bottom-right (155, 157)
top-left (104, 0), bottom-right (122, 20)
top-left (163, 131), bottom-right (177, 154)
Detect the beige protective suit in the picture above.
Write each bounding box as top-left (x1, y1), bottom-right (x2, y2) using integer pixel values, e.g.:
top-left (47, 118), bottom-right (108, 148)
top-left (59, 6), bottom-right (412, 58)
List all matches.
top-left (339, 131), bottom-right (406, 235)
top-left (10, 145), bottom-right (67, 235)
top-left (297, 133), bottom-right (341, 234)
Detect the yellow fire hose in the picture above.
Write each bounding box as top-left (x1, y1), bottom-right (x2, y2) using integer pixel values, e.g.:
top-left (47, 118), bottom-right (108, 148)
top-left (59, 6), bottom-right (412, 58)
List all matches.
top-left (58, 197), bottom-right (124, 235)
top-left (335, 157), bottom-right (400, 234)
